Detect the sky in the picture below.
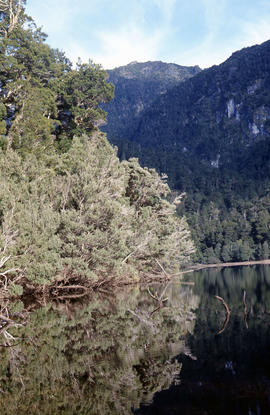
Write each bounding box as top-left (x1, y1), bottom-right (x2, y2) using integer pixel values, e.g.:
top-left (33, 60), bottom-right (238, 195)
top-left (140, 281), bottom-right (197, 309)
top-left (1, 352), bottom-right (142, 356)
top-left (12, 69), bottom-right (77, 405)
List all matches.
top-left (26, 0), bottom-right (270, 70)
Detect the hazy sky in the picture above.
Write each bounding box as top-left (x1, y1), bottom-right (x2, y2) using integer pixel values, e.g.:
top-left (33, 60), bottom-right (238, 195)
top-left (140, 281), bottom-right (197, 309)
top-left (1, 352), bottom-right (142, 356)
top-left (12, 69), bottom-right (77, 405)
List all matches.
top-left (26, 0), bottom-right (270, 69)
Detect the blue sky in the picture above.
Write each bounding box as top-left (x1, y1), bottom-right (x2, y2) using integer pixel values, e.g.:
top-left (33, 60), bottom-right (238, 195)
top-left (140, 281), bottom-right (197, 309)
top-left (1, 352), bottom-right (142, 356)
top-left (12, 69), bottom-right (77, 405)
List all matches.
top-left (26, 0), bottom-right (270, 69)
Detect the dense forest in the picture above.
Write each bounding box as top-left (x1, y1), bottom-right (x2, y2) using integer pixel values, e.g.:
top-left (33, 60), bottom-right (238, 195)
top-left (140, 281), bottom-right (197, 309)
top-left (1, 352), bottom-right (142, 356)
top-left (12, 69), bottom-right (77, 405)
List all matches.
top-left (102, 43), bottom-right (270, 263)
top-left (0, 0), bottom-right (194, 297)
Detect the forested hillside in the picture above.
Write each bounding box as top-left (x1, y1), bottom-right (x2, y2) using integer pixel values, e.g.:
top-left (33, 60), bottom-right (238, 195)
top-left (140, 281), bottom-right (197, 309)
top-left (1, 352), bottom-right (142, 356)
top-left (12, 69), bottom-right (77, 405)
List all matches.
top-left (103, 41), bottom-right (270, 263)
top-left (101, 61), bottom-right (201, 145)
top-left (0, 0), bottom-right (194, 297)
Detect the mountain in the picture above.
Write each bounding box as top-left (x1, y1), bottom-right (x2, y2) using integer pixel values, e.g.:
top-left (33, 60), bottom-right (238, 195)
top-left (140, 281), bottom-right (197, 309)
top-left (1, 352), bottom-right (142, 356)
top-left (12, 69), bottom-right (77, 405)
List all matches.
top-left (130, 40), bottom-right (270, 172)
top-left (101, 61), bottom-right (201, 141)
top-left (103, 40), bottom-right (270, 263)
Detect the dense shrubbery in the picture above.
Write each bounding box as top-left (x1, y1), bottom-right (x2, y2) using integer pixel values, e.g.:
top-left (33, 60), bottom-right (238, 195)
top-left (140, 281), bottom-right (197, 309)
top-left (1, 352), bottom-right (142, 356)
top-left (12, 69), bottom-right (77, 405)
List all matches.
top-left (0, 1), bottom-right (194, 293)
top-left (0, 132), bottom-right (194, 290)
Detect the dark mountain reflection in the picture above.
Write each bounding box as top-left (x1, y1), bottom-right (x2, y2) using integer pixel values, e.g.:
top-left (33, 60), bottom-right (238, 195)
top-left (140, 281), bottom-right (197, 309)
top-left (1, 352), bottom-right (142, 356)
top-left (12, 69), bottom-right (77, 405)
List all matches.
top-left (135, 265), bottom-right (270, 415)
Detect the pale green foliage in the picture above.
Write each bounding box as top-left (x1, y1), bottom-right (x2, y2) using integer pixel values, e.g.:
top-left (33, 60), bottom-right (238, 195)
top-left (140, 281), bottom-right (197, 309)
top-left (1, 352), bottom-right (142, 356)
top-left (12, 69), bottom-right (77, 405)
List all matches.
top-left (0, 149), bottom-right (62, 284)
top-left (0, 132), bottom-right (194, 285)
top-left (123, 159), bottom-right (195, 272)
top-left (54, 133), bottom-right (132, 278)
top-left (8, 282), bottom-right (23, 296)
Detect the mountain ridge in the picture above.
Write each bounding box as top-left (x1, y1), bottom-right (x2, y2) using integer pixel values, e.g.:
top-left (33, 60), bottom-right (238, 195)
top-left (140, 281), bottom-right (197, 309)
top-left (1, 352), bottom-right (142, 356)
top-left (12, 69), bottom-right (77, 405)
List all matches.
top-left (102, 61), bottom-right (201, 140)
top-left (102, 39), bottom-right (270, 263)
top-left (130, 39), bottom-right (270, 166)
top-left (104, 39), bottom-right (270, 177)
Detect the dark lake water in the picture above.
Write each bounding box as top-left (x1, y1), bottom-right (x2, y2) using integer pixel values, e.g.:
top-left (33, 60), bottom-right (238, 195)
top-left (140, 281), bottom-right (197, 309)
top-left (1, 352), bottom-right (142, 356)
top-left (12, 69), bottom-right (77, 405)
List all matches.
top-left (0, 265), bottom-right (269, 414)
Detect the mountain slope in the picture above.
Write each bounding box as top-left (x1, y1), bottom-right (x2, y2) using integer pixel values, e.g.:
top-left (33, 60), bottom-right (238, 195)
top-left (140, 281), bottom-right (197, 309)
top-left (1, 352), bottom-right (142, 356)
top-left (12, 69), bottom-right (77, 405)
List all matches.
top-left (131, 40), bottom-right (270, 171)
top-left (101, 61), bottom-right (201, 140)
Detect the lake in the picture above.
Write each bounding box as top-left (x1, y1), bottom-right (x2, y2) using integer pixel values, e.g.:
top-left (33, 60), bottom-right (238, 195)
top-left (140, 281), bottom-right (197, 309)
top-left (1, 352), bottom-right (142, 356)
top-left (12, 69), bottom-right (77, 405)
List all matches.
top-left (0, 265), bottom-right (269, 414)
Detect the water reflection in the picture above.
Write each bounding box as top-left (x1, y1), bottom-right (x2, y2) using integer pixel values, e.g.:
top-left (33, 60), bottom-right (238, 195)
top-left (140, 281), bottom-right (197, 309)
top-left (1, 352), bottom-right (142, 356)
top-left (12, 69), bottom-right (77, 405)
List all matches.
top-left (0, 283), bottom-right (198, 415)
top-left (1, 266), bottom-right (270, 415)
top-left (136, 265), bottom-right (270, 415)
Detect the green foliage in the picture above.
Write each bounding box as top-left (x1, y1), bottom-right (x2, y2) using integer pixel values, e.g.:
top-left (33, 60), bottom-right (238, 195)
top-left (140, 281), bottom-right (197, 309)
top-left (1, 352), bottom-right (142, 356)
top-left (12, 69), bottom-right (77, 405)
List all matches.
top-left (8, 282), bottom-right (23, 296)
top-left (0, 132), bottom-right (194, 286)
top-left (0, 2), bottom-right (113, 155)
top-left (122, 158), bottom-right (194, 270)
top-left (0, 149), bottom-right (63, 284)
top-left (8, 85), bottom-right (58, 155)
top-left (59, 60), bottom-right (114, 138)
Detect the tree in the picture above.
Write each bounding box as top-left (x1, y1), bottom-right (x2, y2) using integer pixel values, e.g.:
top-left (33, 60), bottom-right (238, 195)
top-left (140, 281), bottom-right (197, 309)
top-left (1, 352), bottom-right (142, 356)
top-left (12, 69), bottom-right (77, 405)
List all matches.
top-left (261, 241), bottom-right (269, 259)
top-left (58, 60), bottom-right (114, 138)
top-left (0, 7), bottom-right (113, 153)
top-left (221, 244), bottom-right (232, 262)
top-left (0, 3), bottom-right (72, 152)
top-left (0, 0), bottom-right (26, 38)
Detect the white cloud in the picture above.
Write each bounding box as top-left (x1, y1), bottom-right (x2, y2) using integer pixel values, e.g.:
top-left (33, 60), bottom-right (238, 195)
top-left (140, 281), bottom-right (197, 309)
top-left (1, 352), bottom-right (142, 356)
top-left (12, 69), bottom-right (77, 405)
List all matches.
top-left (86, 0), bottom-right (177, 69)
top-left (65, 42), bottom-right (95, 66)
top-left (174, 37), bottom-right (233, 69)
top-left (241, 18), bottom-right (270, 47)
top-left (172, 2), bottom-right (270, 69)
top-left (153, 0), bottom-right (176, 22)
top-left (202, 0), bottom-right (226, 31)
top-left (91, 26), bottom-right (163, 68)
top-left (92, 0), bottom-right (178, 68)
top-left (27, 0), bottom-right (76, 33)
top-left (27, 0), bottom-right (270, 71)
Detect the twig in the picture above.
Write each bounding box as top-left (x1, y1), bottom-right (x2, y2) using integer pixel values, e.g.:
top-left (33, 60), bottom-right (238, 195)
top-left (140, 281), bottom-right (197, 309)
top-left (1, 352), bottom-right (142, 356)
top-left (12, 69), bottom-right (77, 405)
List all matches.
top-left (121, 250), bottom-right (136, 264)
top-left (150, 305), bottom-right (162, 315)
top-left (0, 256), bottom-right (11, 268)
top-left (0, 314), bottom-right (15, 323)
top-left (57, 293), bottom-right (87, 300)
top-left (155, 259), bottom-right (168, 277)
top-left (121, 239), bottom-right (150, 264)
top-left (147, 286), bottom-right (168, 303)
top-left (53, 285), bottom-right (87, 292)
top-left (215, 295), bottom-right (231, 315)
top-left (215, 295), bottom-right (231, 335)
top-left (243, 290), bottom-right (248, 329)
top-left (147, 286), bottom-right (159, 301)
top-left (0, 268), bottom-right (21, 276)
top-left (0, 322), bottom-right (12, 335)
top-left (0, 342), bottom-right (23, 348)
top-left (159, 282), bottom-right (170, 301)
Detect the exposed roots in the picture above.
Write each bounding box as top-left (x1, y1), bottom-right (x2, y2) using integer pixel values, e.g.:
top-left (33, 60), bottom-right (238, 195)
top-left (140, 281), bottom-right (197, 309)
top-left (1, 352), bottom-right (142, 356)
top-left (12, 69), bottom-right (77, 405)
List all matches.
top-left (0, 265), bottom-right (185, 301)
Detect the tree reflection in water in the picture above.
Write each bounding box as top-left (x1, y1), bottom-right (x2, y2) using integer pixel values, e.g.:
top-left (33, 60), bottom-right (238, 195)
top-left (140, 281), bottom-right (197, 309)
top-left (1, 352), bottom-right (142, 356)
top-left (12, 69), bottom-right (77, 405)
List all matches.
top-left (0, 283), bottom-right (198, 415)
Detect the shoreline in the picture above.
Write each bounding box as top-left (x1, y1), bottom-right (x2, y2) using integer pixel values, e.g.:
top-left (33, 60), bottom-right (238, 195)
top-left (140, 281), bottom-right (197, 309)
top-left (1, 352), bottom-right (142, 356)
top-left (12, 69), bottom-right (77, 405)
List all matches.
top-left (183, 259), bottom-right (270, 274)
top-left (2, 260), bottom-right (270, 301)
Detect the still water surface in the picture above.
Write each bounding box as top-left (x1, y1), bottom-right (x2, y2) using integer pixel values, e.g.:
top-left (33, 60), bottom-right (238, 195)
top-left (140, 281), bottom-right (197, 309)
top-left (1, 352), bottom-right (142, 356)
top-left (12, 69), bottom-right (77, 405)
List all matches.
top-left (0, 265), bottom-right (269, 414)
